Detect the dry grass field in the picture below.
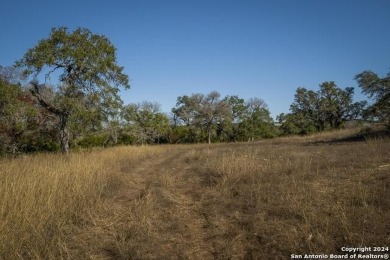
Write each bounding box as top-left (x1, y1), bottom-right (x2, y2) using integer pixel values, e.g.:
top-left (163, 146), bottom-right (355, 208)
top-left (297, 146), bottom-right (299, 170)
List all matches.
top-left (0, 127), bottom-right (389, 259)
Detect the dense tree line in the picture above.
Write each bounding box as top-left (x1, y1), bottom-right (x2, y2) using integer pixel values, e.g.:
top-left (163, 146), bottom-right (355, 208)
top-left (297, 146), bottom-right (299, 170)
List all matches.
top-left (171, 92), bottom-right (276, 143)
top-left (277, 82), bottom-right (367, 135)
top-left (0, 27), bottom-right (389, 156)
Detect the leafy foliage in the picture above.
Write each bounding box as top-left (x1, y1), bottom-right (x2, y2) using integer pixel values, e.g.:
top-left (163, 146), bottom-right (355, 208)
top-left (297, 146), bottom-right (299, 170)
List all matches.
top-left (122, 101), bottom-right (170, 144)
top-left (172, 91), bottom-right (231, 144)
top-left (172, 92), bottom-right (276, 143)
top-left (0, 68), bottom-right (59, 155)
top-left (16, 27), bottom-right (130, 153)
top-left (1, 26), bottom-right (385, 155)
top-left (279, 82), bottom-right (365, 135)
top-left (355, 70), bottom-right (390, 124)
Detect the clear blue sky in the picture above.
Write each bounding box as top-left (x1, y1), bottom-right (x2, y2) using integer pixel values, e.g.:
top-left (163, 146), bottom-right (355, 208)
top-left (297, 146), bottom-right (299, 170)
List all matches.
top-left (1, 0), bottom-right (389, 118)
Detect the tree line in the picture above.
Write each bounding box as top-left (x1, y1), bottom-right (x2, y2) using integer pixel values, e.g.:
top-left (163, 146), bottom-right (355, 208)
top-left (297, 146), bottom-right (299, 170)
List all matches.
top-left (1, 27), bottom-right (389, 156)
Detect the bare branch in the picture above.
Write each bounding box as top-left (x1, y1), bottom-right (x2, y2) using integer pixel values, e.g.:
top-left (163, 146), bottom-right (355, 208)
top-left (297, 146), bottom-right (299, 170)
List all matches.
top-left (29, 81), bottom-right (62, 115)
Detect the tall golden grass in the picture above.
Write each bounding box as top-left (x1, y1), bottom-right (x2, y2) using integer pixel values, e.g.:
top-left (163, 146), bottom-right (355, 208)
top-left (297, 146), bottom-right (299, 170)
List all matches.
top-left (0, 146), bottom-right (159, 259)
top-left (0, 128), bottom-right (389, 259)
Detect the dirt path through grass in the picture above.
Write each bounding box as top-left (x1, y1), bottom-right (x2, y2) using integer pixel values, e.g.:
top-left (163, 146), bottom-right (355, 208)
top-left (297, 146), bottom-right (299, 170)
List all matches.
top-left (109, 146), bottom-right (215, 259)
top-left (2, 130), bottom-right (389, 259)
top-left (107, 139), bottom-right (390, 259)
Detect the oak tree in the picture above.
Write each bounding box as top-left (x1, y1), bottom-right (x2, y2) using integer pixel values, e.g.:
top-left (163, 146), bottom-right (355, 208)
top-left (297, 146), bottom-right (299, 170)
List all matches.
top-left (172, 91), bottom-right (230, 144)
top-left (16, 27), bottom-right (130, 153)
top-left (122, 101), bottom-right (170, 144)
top-left (280, 82), bottom-right (365, 135)
top-left (355, 70), bottom-right (390, 124)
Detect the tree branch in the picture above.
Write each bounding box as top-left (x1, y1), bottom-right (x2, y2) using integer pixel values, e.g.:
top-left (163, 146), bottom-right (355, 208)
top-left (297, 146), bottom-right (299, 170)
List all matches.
top-left (30, 81), bottom-right (63, 115)
top-left (44, 65), bottom-right (63, 84)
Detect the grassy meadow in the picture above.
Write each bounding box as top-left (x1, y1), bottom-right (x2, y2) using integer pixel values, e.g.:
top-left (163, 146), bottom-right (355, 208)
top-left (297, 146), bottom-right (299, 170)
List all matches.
top-left (0, 127), bottom-right (389, 259)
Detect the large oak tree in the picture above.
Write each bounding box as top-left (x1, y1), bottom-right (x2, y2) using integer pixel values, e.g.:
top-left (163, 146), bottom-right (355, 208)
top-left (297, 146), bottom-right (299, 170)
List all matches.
top-left (16, 27), bottom-right (130, 153)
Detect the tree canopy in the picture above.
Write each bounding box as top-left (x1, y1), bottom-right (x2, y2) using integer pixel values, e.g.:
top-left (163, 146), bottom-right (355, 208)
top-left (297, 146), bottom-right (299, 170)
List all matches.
top-left (279, 82), bottom-right (365, 135)
top-left (172, 92), bottom-right (275, 143)
top-left (355, 70), bottom-right (390, 124)
top-left (172, 91), bottom-right (231, 144)
top-left (122, 101), bottom-right (170, 144)
top-left (16, 27), bottom-right (130, 153)
top-left (0, 26), bottom-right (387, 156)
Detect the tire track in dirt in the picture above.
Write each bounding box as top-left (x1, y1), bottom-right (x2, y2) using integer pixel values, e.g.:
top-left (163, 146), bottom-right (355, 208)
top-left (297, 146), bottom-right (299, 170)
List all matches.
top-left (113, 146), bottom-right (215, 259)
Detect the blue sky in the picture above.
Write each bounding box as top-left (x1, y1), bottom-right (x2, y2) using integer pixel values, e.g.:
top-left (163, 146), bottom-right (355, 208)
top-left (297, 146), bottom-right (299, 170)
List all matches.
top-left (1, 0), bottom-right (389, 118)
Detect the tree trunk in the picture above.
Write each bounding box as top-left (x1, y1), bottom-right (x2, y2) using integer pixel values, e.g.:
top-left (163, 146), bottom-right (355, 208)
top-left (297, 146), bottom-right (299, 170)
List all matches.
top-left (59, 114), bottom-right (70, 154)
top-left (30, 82), bottom-right (70, 154)
top-left (207, 127), bottom-right (211, 144)
top-left (11, 142), bottom-right (18, 158)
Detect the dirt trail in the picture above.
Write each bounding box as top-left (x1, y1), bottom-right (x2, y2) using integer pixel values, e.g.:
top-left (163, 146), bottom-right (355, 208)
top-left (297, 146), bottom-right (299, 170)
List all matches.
top-left (112, 147), bottom-right (215, 259)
